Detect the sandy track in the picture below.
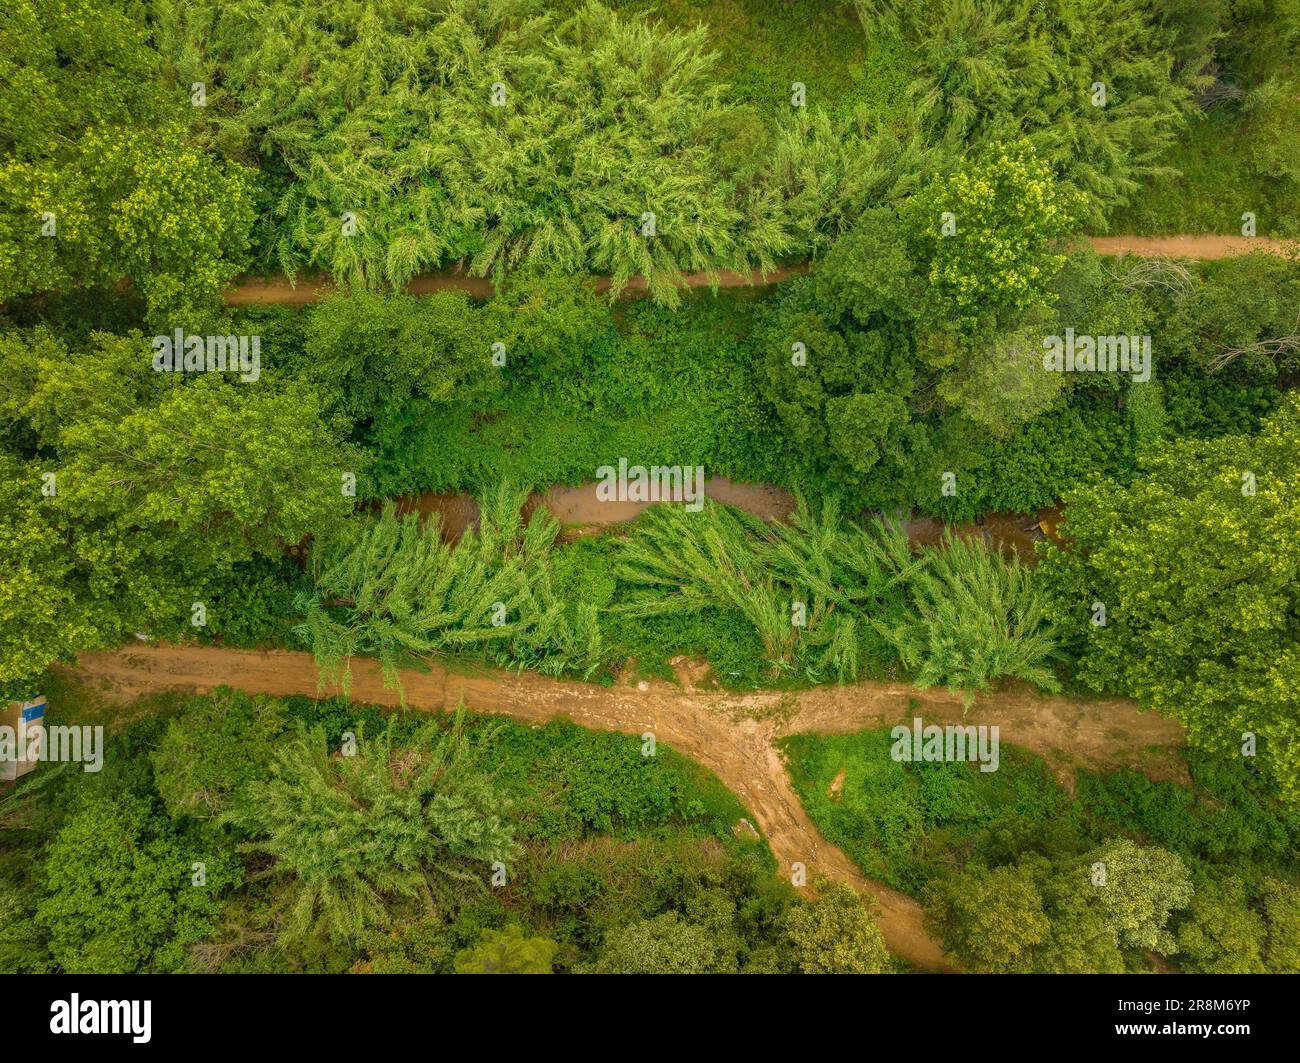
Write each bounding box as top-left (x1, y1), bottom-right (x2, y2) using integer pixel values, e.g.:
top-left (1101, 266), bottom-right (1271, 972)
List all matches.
top-left (222, 235), bottom-right (1296, 306)
top-left (1087, 234), bottom-right (1297, 259)
top-left (71, 644), bottom-right (1187, 972)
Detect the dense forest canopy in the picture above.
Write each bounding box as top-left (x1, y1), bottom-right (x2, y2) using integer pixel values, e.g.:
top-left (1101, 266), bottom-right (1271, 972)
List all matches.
top-left (1, 0), bottom-right (1298, 978)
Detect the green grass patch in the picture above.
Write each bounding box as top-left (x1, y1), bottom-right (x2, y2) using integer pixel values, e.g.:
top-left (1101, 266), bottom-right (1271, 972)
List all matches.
top-left (1108, 110), bottom-right (1300, 238)
top-left (783, 728), bottom-right (1300, 899)
top-left (559, 0), bottom-right (913, 123)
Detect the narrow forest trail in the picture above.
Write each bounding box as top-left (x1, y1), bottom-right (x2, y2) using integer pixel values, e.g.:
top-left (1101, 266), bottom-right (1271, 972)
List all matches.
top-left (1087, 234), bottom-right (1297, 259)
top-left (69, 644), bottom-right (1188, 972)
top-left (222, 235), bottom-right (1296, 306)
top-left (223, 264), bottom-right (813, 306)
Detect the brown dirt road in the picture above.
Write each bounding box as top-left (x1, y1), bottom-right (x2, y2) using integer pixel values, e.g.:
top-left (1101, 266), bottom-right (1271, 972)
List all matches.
top-left (223, 236), bottom-right (1295, 306)
top-left (224, 265), bottom-right (813, 306)
top-left (1087, 234), bottom-right (1297, 259)
top-left (70, 644), bottom-right (1187, 972)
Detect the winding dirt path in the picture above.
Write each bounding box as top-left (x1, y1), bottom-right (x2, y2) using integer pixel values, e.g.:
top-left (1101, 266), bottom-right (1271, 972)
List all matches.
top-left (69, 644), bottom-right (1187, 972)
top-left (222, 236), bottom-right (1295, 306)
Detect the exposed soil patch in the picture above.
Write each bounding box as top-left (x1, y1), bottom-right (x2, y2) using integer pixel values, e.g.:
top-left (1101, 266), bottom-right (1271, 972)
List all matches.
top-left (828, 767), bottom-right (847, 801)
top-left (1086, 234), bottom-right (1298, 259)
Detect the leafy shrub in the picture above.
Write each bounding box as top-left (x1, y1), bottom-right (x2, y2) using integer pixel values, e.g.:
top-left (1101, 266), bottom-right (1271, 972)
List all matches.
top-left (616, 496), bottom-right (917, 682)
top-left (302, 289), bottom-right (498, 425)
top-left (35, 795), bottom-right (239, 972)
top-left (782, 729), bottom-right (1069, 893)
top-left (151, 689), bottom-right (290, 821)
top-left (196, 557), bottom-right (310, 649)
top-left (296, 483), bottom-right (602, 693)
top-left (881, 533), bottom-right (1060, 702)
top-left (785, 880), bottom-right (890, 973)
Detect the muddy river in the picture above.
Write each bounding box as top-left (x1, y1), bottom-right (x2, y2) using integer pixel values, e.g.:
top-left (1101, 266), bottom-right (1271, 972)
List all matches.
top-left (392, 479), bottom-right (1062, 559)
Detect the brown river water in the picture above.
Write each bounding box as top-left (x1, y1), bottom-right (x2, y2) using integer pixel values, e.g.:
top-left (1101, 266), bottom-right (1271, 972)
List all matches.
top-left (392, 478), bottom-right (1063, 559)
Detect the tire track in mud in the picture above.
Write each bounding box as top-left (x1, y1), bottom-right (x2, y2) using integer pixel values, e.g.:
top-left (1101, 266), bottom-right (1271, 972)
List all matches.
top-left (71, 645), bottom-right (1187, 972)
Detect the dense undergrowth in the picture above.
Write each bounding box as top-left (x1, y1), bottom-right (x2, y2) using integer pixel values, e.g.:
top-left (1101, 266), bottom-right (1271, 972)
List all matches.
top-left (0, 685), bottom-right (890, 974)
top-left (783, 728), bottom-right (1300, 973)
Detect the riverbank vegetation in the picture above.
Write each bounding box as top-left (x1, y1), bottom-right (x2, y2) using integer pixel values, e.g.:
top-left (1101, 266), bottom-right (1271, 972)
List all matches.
top-left (5, 239), bottom-right (1296, 788)
top-left (293, 487), bottom-right (1059, 696)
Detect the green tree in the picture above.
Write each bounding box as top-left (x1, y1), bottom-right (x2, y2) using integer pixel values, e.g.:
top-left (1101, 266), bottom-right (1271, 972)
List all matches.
top-left (785, 881), bottom-right (890, 974)
top-left (0, 453), bottom-right (111, 688)
top-left (585, 911), bottom-right (736, 974)
top-left (151, 690), bottom-right (289, 821)
top-left (925, 862), bottom-right (1051, 972)
top-left (0, 0), bottom-right (161, 161)
top-left (0, 879), bottom-right (54, 974)
top-left (811, 206), bottom-right (922, 323)
top-left (1176, 872), bottom-right (1266, 973)
top-left (0, 327), bottom-right (360, 680)
top-left (0, 2), bottom-right (253, 321)
top-left (1039, 394), bottom-right (1300, 800)
top-left (54, 373), bottom-right (356, 572)
top-left (769, 153), bottom-right (1079, 495)
top-left (1089, 838), bottom-right (1192, 955)
top-left (160, 0), bottom-right (790, 303)
top-left (356, 915), bottom-right (456, 974)
top-left (303, 289), bottom-right (496, 424)
top-left (904, 140), bottom-right (1081, 333)
top-left (1034, 862), bottom-right (1126, 973)
top-left (881, 534), bottom-right (1060, 703)
top-left (35, 795), bottom-right (238, 973)
top-left (874, 0), bottom-right (1190, 225)
top-left (77, 124), bottom-right (254, 325)
top-left (1262, 878), bottom-right (1300, 973)
top-left (454, 924), bottom-right (558, 974)
top-left (760, 275), bottom-right (922, 494)
top-left (228, 714), bottom-right (518, 946)
top-left (933, 316), bottom-right (1067, 439)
